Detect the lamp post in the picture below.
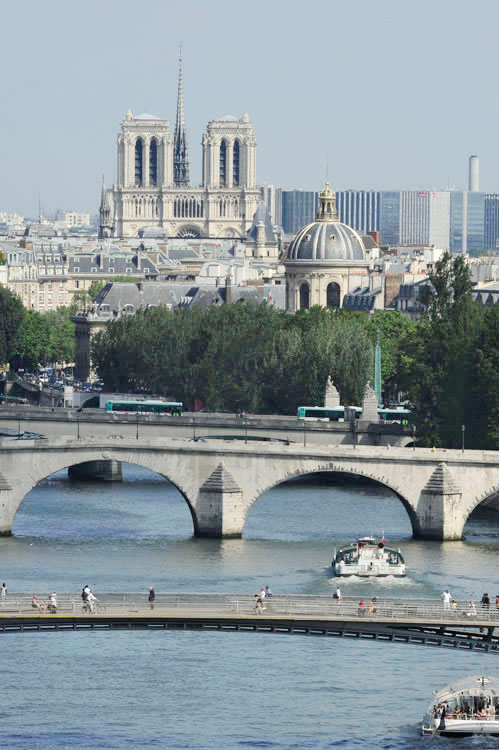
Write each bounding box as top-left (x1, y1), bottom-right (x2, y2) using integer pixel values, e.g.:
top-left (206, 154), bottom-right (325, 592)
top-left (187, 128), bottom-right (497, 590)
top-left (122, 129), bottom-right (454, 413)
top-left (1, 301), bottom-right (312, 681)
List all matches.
top-left (412, 424), bottom-right (416, 452)
top-left (303, 420), bottom-right (306, 447)
top-left (461, 424), bottom-right (465, 454)
top-left (136, 412), bottom-right (139, 440)
top-left (77, 417), bottom-right (80, 440)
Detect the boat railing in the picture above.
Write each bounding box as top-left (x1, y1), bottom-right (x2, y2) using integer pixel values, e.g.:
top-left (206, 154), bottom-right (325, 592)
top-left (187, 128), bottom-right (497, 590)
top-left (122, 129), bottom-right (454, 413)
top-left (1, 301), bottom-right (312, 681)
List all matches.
top-left (1, 593), bottom-right (499, 624)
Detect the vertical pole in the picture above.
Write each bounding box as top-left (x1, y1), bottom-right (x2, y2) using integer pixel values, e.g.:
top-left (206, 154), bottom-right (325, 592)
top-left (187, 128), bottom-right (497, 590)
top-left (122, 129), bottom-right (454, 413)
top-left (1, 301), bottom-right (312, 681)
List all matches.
top-left (245, 417), bottom-right (248, 444)
top-left (412, 424), bottom-right (416, 452)
top-left (18, 419), bottom-right (21, 437)
top-left (462, 424), bottom-right (465, 454)
top-left (136, 412), bottom-right (139, 440)
top-left (77, 417), bottom-right (80, 440)
top-left (303, 421), bottom-right (306, 447)
top-left (193, 425), bottom-right (197, 442)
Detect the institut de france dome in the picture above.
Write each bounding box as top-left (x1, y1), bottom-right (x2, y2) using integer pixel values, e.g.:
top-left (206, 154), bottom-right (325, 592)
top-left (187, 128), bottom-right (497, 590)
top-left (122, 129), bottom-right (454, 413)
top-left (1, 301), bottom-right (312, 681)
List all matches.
top-left (285, 181), bottom-right (370, 311)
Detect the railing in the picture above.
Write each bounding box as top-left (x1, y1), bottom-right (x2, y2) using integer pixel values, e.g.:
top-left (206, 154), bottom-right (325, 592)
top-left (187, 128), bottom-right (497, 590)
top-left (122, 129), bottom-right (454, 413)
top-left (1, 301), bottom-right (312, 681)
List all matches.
top-left (0, 594), bottom-right (498, 624)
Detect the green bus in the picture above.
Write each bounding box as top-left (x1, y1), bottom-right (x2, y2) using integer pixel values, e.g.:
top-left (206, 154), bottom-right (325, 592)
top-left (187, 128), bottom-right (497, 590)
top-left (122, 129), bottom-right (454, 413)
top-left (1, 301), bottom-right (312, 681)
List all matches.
top-left (297, 405), bottom-right (410, 424)
top-left (105, 400), bottom-right (183, 415)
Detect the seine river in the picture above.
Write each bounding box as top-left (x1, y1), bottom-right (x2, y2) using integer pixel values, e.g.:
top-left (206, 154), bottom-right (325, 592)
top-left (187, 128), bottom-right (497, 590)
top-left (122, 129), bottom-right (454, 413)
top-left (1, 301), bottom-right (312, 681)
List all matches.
top-left (1, 464), bottom-right (499, 749)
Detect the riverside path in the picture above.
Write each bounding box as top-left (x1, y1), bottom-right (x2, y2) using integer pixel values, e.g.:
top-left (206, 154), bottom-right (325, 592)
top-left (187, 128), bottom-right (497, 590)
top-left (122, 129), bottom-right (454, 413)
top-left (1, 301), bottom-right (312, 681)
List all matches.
top-left (1, 594), bottom-right (499, 654)
top-left (0, 437), bottom-right (498, 540)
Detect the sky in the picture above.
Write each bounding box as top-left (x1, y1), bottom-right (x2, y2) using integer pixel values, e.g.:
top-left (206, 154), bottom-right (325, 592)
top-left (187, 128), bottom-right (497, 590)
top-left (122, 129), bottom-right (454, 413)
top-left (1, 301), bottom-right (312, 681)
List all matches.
top-left (1, 0), bottom-right (498, 217)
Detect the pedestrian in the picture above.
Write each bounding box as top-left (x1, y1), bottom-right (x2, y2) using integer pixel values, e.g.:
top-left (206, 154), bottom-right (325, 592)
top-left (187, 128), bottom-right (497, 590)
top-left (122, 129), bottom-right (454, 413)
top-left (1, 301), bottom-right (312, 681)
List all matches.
top-left (440, 589), bottom-right (452, 609)
top-left (496, 594), bottom-right (499, 610)
top-left (0, 582), bottom-right (7, 601)
top-left (148, 586), bottom-right (156, 610)
top-left (333, 586), bottom-right (342, 602)
top-left (255, 593), bottom-right (264, 614)
top-left (358, 600), bottom-right (366, 617)
top-left (481, 593), bottom-right (490, 610)
top-left (386, 443), bottom-right (391, 450)
top-left (47, 592), bottom-right (57, 613)
top-left (265, 586), bottom-right (272, 598)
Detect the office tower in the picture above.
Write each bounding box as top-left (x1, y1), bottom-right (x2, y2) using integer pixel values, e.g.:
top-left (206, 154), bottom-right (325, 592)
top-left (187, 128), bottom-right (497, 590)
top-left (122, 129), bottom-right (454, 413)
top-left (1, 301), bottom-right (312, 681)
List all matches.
top-left (335, 191), bottom-right (380, 235)
top-left (484, 194), bottom-right (499, 250)
top-left (469, 155), bottom-right (479, 192)
top-left (281, 190), bottom-right (318, 234)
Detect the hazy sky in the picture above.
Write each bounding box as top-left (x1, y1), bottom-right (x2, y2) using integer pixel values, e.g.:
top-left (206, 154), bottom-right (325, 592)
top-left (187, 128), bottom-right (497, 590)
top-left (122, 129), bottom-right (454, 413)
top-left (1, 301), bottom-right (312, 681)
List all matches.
top-left (1, 0), bottom-right (498, 217)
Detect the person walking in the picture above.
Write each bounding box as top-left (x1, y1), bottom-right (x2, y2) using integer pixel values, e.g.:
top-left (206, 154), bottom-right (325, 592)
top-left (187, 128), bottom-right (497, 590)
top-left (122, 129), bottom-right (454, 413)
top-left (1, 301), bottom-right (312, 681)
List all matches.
top-left (440, 589), bottom-right (452, 609)
top-left (481, 593), bottom-right (490, 610)
top-left (0, 582), bottom-right (7, 603)
top-left (148, 586), bottom-right (156, 610)
top-left (333, 586), bottom-right (342, 602)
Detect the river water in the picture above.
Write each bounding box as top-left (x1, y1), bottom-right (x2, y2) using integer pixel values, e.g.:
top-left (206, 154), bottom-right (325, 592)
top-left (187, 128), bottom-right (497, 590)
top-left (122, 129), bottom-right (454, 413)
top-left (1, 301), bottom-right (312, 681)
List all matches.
top-left (1, 464), bottom-right (499, 749)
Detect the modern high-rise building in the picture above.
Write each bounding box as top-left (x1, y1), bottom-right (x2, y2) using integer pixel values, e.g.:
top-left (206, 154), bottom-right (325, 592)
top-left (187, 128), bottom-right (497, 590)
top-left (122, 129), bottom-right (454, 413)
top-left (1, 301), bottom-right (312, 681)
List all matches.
top-left (281, 191), bottom-right (318, 234)
top-left (485, 194), bottom-right (499, 251)
top-left (260, 184), bottom-right (282, 226)
top-left (335, 191), bottom-right (380, 235)
top-left (379, 192), bottom-right (401, 244)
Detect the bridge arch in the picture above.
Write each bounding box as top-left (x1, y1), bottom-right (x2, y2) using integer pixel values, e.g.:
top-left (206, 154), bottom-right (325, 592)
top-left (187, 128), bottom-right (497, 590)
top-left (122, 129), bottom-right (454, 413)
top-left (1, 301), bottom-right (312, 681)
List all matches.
top-left (462, 485), bottom-right (499, 530)
top-left (242, 464), bottom-right (418, 537)
top-left (3, 447), bottom-right (202, 537)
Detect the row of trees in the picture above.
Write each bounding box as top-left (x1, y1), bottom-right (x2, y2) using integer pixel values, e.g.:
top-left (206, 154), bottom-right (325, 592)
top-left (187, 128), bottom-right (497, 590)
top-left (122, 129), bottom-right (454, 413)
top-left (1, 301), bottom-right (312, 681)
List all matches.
top-left (0, 286), bottom-right (75, 369)
top-left (91, 304), bottom-right (375, 414)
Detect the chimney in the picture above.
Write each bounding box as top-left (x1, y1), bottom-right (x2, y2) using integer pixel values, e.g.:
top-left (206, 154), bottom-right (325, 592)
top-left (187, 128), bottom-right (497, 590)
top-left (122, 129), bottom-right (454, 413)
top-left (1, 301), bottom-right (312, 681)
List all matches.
top-left (469, 155), bottom-right (479, 192)
top-left (225, 274), bottom-right (232, 305)
top-left (136, 249), bottom-right (141, 270)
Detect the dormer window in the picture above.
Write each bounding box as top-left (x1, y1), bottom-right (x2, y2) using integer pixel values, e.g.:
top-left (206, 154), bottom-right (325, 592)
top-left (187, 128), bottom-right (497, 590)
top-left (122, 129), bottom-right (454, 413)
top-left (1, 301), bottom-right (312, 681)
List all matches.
top-left (305, 234), bottom-right (311, 241)
top-left (329, 234), bottom-right (336, 241)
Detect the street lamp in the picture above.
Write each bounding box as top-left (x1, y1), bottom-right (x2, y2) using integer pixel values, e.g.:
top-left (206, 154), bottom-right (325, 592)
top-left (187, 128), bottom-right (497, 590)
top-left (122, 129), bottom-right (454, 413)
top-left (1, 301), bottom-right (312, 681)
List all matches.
top-left (462, 424), bottom-right (465, 454)
top-left (412, 424), bottom-right (416, 452)
top-left (136, 412), bottom-right (139, 440)
top-left (244, 416), bottom-right (248, 444)
top-left (77, 416), bottom-right (80, 440)
top-left (303, 420), bottom-right (306, 447)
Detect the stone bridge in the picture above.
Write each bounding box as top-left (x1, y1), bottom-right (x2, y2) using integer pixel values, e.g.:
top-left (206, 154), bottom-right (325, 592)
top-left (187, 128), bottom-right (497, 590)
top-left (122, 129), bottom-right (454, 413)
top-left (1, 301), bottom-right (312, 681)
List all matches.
top-left (0, 438), bottom-right (498, 540)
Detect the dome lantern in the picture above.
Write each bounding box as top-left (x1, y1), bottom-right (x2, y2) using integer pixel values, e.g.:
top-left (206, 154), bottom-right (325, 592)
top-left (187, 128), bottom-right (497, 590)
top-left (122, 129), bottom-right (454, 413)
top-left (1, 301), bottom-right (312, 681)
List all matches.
top-left (316, 181), bottom-right (338, 222)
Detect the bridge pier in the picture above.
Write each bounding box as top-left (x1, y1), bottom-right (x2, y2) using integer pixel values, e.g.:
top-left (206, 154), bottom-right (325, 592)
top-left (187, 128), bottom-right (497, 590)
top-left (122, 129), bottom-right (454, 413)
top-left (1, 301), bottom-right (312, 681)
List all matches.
top-left (68, 460), bottom-right (123, 482)
top-left (194, 463), bottom-right (246, 538)
top-left (414, 463), bottom-right (464, 540)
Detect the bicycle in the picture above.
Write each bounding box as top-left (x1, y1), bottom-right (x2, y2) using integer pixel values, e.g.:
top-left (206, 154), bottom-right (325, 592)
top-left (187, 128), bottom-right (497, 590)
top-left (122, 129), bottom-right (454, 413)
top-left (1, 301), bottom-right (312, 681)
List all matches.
top-left (82, 601), bottom-right (106, 614)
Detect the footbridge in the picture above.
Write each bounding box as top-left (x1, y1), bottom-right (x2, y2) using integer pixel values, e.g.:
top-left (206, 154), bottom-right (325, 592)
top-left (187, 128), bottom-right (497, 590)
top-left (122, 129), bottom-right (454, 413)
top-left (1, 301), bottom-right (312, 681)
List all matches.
top-left (0, 437), bottom-right (498, 539)
top-left (1, 594), bottom-right (499, 654)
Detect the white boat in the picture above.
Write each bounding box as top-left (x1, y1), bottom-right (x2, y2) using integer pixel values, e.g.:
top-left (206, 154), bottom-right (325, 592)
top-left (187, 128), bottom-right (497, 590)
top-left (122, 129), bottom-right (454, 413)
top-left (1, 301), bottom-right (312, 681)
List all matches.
top-left (332, 536), bottom-right (406, 577)
top-left (422, 676), bottom-right (499, 737)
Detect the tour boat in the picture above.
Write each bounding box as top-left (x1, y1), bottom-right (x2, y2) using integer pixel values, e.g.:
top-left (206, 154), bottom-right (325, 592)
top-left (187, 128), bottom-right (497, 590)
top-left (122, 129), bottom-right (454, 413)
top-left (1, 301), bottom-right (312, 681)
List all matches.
top-left (421, 676), bottom-right (499, 737)
top-left (332, 536), bottom-right (406, 577)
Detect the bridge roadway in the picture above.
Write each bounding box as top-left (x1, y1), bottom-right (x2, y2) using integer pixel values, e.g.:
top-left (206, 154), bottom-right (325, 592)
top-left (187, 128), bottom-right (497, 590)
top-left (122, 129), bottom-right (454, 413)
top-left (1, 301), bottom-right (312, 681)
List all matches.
top-left (1, 595), bottom-right (498, 653)
top-left (0, 406), bottom-right (410, 447)
top-left (0, 436), bottom-right (498, 539)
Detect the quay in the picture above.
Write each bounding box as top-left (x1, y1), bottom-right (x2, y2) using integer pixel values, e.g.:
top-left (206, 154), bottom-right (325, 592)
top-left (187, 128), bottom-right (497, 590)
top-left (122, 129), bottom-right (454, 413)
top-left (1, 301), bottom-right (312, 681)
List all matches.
top-left (1, 595), bottom-right (499, 653)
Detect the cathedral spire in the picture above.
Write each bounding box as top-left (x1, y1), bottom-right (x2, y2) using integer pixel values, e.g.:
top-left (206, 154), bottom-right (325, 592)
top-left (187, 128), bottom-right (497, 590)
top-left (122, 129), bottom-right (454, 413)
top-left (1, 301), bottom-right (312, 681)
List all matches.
top-left (174, 44), bottom-right (190, 186)
top-left (99, 175), bottom-right (112, 239)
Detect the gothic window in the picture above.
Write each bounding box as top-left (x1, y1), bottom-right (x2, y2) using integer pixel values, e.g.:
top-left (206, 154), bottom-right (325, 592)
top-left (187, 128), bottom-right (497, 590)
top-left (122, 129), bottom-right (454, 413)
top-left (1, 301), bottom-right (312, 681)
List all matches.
top-left (299, 283), bottom-right (310, 310)
top-left (135, 138), bottom-right (143, 186)
top-left (149, 139), bottom-right (157, 186)
top-left (220, 140), bottom-right (227, 187)
top-left (233, 140), bottom-right (240, 186)
top-left (326, 282), bottom-right (341, 308)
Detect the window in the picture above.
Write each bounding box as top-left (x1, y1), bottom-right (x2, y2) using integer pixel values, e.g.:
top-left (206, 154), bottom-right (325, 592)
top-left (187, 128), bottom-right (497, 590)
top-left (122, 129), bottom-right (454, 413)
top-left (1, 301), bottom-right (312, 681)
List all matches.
top-left (233, 140), bottom-right (240, 186)
top-left (219, 140), bottom-right (227, 186)
top-left (126, 268), bottom-right (132, 274)
top-left (109, 268), bottom-right (115, 273)
top-left (299, 283), bottom-right (310, 309)
top-left (143, 266), bottom-right (150, 272)
top-left (149, 139), bottom-right (158, 186)
top-left (74, 267), bottom-right (79, 272)
top-left (135, 138), bottom-right (143, 186)
top-left (326, 282), bottom-right (340, 308)
top-left (91, 267), bottom-right (97, 273)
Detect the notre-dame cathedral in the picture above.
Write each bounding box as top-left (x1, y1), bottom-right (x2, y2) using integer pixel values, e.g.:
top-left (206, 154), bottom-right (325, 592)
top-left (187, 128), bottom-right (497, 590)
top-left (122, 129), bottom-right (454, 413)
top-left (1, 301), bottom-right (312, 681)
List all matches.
top-left (99, 54), bottom-right (260, 240)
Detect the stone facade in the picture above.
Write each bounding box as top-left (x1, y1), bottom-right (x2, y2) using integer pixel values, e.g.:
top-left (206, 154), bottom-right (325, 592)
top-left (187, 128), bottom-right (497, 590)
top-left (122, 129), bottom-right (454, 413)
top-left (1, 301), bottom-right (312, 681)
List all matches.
top-left (108, 59), bottom-right (260, 239)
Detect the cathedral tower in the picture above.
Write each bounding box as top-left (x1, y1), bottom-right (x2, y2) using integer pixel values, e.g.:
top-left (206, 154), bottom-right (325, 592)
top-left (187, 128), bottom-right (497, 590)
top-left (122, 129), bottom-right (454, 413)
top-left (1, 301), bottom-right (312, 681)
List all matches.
top-left (173, 48), bottom-right (190, 186)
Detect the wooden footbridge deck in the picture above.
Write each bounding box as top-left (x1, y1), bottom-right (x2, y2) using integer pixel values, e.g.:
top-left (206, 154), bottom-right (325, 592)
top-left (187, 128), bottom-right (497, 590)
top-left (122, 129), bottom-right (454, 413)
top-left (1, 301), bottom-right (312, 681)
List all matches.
top-left (1, 594), bottom-right (498, 653)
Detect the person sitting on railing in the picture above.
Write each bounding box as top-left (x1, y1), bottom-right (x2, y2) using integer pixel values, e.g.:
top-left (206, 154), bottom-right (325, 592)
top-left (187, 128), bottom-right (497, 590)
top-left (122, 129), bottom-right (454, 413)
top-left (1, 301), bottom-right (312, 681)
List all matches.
top-left (255, 593), bottom-right (264, 614)
top-left (358, 600), bottom-right (366, 617)
top-left (31, 594), bottom-right (39, 609)
top-left (47, 592), bottom-right (57, 613)
top-left (467, 601), bottom-right (477, 617)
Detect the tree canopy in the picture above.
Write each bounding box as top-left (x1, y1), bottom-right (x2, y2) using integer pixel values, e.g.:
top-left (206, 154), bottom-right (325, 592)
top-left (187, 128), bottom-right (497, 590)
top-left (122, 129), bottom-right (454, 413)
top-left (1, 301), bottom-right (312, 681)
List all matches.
top-left (0, 287), bottom-right (24, 364)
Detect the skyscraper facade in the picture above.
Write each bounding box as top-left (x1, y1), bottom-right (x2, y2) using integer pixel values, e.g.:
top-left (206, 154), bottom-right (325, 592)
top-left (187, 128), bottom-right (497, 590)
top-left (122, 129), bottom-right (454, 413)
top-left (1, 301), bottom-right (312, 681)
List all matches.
top-left (485, 194), bottom-right (499, 251)
top-left (335, 191), bottom-right (379, 235)
top-left (281, 191), bottom-right (318, 234)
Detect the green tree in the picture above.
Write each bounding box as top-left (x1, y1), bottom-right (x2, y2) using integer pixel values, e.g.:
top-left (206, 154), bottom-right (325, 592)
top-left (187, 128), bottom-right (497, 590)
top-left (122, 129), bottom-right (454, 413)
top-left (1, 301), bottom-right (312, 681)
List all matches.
top-left (466, 304), bottom-right (499, 449)
top-left (365, 311), bottom-right (415, 400)
top-left (89, 280), bottom-right (106, 298)
top-left (14, 309), bottom-right (51, 369)
top-left (45, 307), bottom-right (75, 364)
top-left (0, 287), bottom-right (24, 364)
